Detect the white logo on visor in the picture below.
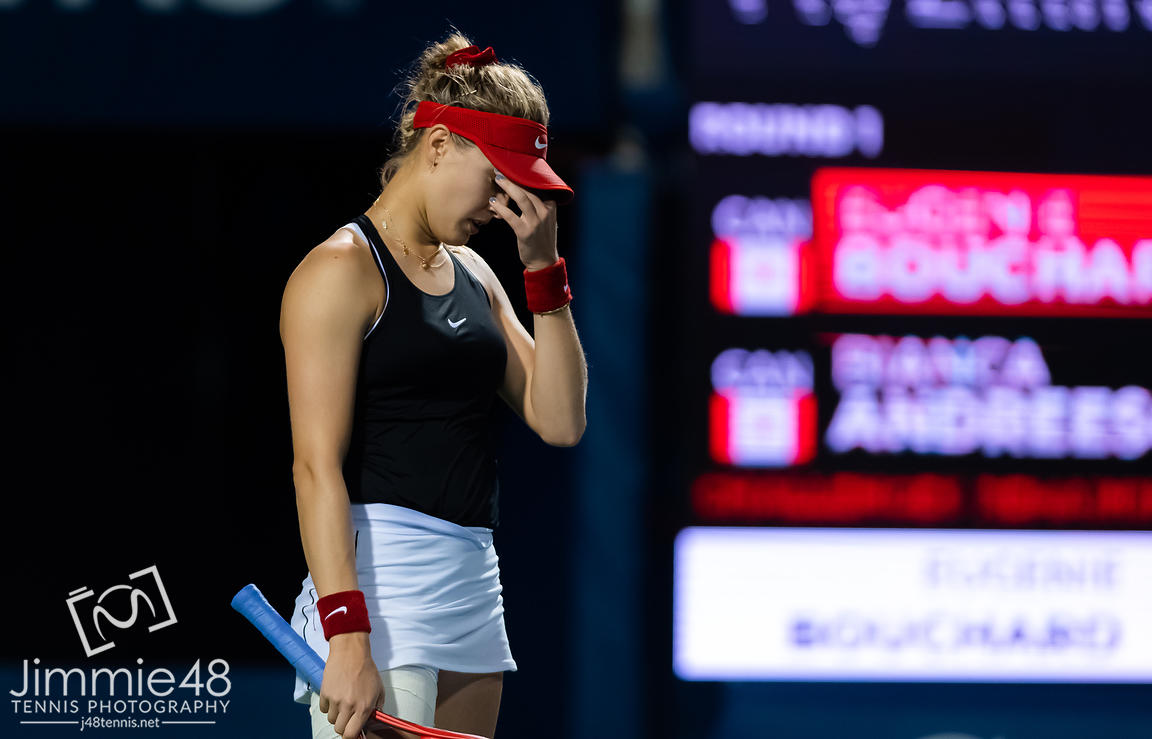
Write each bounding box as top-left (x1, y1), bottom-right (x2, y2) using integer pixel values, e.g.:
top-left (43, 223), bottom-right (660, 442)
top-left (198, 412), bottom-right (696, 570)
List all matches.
top-left (534, 136), bottom-right (547, 150)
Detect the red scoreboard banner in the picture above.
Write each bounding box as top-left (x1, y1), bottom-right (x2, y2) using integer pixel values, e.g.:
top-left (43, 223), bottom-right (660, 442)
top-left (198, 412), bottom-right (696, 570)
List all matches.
top-left (809, 168), bottom-right (1152, 317)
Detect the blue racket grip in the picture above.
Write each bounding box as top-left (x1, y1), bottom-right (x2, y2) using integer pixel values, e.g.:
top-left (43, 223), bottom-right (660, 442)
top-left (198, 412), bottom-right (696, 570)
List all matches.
top-left (231, 584), bottom-right (326, 690)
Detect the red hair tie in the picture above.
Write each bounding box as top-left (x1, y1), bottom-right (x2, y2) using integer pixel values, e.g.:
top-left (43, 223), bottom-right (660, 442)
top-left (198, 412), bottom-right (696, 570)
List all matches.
top-left (445, 45), bottom-right (498, 69)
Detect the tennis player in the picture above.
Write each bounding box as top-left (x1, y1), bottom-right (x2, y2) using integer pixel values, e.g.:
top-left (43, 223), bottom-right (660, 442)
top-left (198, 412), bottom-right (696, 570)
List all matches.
top-left (279, 32), bottom-right (587, 739)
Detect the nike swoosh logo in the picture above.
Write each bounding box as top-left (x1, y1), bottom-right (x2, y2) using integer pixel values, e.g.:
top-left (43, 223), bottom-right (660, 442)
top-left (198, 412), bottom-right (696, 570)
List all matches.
top-left (534, 135), bottom-right (547, 150)
top-left (323, 606), bottom-right (348, 621)
top-left (448, 317), bottom-right (467, 328)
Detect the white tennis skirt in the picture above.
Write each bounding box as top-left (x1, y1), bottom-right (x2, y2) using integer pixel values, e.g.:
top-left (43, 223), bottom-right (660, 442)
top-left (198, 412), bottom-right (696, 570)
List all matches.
top-left (290, 503), bottom-right (518, 704)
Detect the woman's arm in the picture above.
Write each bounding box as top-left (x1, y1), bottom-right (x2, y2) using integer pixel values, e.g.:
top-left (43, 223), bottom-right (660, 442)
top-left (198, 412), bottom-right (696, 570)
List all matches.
top-left (279, 239), bottom-right (384, 739)
top-left (281, 240), bottom-right (373, 602)
top-left (486, 173), bottom-right (588, 446)
top-left (454, 244), bottom-right (588, 447)
top-left (522, 301), bottom-right (587, 446)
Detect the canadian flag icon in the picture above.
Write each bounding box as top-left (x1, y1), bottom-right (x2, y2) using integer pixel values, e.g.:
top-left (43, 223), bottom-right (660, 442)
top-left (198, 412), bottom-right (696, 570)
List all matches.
top-left (711, 236), bottom-right (812, 316)
top-left (710, 390), bottom-right (817, 467)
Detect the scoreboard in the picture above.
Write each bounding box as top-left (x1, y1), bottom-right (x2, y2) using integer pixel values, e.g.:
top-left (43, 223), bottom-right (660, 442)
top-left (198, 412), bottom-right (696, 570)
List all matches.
top-left (668, 0), bottom-right (1152, 701)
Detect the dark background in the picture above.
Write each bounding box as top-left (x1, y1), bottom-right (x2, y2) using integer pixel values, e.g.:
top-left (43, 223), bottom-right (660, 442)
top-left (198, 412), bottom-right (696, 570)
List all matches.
top-left (3, 125), bottom-right (604, 735)
top-left (2, 4), bottom-right (618, 737)
top-left (4, 1), bottom-right (1152, 738)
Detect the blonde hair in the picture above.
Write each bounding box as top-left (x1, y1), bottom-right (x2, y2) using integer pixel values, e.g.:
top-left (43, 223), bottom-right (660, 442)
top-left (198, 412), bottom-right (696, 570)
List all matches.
top-left (378, 29), bottom-right (551, 189)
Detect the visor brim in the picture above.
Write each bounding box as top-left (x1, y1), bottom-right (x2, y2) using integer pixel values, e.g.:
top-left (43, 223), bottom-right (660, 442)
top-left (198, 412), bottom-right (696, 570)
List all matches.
top-left (478, 144), bottom-right (574, 204)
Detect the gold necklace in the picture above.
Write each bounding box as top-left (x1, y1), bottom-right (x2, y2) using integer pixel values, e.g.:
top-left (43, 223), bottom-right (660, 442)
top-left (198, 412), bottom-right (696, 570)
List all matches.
top-left (379, 206), bottom-right (447, 270)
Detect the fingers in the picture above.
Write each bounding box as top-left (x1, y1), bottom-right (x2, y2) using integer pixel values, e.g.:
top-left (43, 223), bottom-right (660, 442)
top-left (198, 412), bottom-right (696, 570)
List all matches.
top-left (494, 170), bottom-right (545, 220)
top-left (489, 196), bottom-right (529, 240)
top-left (341, 706), bottom-right (374, 739)
top-left (331, 703), bottom-right (368, 739)
top-left (488, 192), bottom-right (509, 220)
top-left (320, 696), bottom-right (376, 739)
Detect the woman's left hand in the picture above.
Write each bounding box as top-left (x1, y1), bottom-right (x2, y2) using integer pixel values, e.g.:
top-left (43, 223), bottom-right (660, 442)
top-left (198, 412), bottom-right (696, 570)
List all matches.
top-left (489, 170), bottom-right (559, 270)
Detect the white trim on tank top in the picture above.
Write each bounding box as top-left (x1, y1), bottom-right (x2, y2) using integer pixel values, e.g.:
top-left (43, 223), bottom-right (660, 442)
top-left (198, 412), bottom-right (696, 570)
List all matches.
top-left (344, 221), bottom-right (390, 340)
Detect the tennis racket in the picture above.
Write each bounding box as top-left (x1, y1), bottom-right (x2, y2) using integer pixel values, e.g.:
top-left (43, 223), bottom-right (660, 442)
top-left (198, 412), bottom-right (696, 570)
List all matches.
top-left (231, 583), bottom-right (487, 739)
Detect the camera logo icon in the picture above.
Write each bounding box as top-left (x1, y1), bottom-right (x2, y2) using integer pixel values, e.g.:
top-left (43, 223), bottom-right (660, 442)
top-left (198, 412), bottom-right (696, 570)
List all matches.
top-left (66, 565), bottom-right (178, 657)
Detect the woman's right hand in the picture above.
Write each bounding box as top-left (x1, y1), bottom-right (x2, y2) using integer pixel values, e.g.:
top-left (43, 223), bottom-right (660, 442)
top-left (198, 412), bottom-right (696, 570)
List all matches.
top-left (318, 632), bottom-right (386, 739)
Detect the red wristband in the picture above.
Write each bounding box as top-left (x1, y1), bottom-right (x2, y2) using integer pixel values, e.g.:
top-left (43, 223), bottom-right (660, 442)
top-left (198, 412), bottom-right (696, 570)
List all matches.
top-left (316, 590), bottom-right (372, 641)
top-left (524, 257), bottom-right (572, 314)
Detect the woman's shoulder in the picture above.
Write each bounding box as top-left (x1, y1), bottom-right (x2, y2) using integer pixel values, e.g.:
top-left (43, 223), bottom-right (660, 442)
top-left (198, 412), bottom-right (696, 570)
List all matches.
top-left (447, 244), bottom-right (497, 304)
top-left (281, 226), bottom-right (385, 326)
top-left (290, 225), bottom-right (380, 284)
top-left (445, 243), bottom-right (484, 267)
top-left (318, 223), bottom-right (374, 261)
top-left (447, 244), bottom-right (498, 284)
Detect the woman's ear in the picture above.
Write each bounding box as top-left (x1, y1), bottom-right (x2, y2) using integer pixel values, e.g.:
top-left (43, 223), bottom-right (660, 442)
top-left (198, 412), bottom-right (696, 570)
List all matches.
top-left (422, 124), bottom-right (451, 168)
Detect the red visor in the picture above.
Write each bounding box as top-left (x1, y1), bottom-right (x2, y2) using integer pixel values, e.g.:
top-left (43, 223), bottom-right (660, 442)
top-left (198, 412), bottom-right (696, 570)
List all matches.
top-left (413, 101), bottom-right (573, 204)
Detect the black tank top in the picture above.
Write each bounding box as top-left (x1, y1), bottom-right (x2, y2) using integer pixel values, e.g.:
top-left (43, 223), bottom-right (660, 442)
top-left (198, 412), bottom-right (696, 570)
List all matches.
top-left (341, 214), bottom-right (508, 528)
